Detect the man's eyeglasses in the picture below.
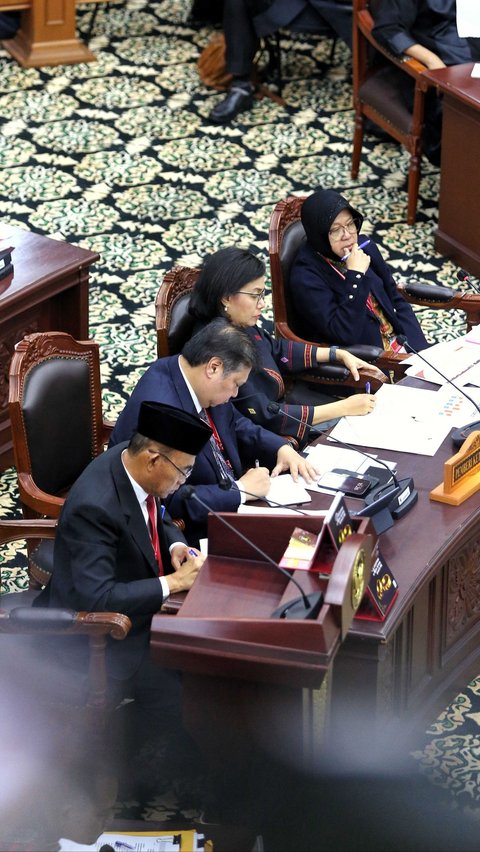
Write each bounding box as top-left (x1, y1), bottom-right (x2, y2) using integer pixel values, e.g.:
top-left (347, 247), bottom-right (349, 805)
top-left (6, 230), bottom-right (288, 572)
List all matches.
top-left (236, 289), bottom-right (266, 305)
top-left (328, 218), bottom-right (359, 240)
top-left (155, 451), bottom-right (193, 481)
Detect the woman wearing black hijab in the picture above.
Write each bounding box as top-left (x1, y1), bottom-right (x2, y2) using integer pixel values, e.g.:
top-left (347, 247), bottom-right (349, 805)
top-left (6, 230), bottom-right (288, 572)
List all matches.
top-left (288, 189), bottom-right (429, 352)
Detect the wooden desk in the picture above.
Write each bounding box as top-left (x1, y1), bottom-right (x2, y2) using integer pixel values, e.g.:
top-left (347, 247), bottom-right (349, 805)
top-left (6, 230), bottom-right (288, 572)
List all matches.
top-left (331, 428), bottom-right (480, 735)
top-left (0, 226), bottom-right (99, 470)
top-left (421, 63), bottom-right (480, 278)
top-left (0, 0), bottom-right (97, 67)
top-left (150, 520), bottom-right (374, 770)
top-left (152, 424), bottom-right (479, 752)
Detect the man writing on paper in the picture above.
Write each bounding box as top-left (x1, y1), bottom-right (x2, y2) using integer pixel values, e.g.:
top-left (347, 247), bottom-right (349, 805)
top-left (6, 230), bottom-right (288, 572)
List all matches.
top-left (34, 401), bottom-right (213, 787)
top-left (110, 319), bottom-right (319, 545)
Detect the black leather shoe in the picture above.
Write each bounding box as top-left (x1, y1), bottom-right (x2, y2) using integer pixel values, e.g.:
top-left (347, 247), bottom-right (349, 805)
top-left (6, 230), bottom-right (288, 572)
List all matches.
top-left (209, 84), bottom-right (254, 124)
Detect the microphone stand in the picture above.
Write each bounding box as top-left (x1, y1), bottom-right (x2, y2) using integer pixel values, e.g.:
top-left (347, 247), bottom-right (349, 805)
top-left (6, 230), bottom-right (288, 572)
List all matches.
top-left (184, 486), bottom-right (324, 621)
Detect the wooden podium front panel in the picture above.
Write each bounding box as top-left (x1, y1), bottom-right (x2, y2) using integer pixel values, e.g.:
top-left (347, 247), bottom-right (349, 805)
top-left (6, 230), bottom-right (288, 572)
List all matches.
top-left (329, 425), bottom-right (480, 735)
top-left (0, 226), bottom-right (99, 469)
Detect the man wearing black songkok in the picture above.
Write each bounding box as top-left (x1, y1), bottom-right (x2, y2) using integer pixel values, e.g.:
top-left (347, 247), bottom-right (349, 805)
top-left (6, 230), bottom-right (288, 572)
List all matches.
top-left (34, 402), bottom-right (213, 791)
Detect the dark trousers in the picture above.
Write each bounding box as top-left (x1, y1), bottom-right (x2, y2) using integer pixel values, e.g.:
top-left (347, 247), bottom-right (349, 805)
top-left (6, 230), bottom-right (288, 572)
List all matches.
top-left (223, 0), bottom-right (353, 76)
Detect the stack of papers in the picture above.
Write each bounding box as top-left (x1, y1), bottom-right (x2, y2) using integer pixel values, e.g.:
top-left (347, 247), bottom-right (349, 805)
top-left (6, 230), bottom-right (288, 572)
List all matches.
top-left (404, 326), bottom-right (480, 388)
top-left (329, 383), bottom-right (478, 456)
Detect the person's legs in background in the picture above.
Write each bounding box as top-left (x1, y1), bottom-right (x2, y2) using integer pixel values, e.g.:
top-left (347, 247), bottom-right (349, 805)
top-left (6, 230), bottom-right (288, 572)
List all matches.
top-left (209, 0), bottom-right (258, 124)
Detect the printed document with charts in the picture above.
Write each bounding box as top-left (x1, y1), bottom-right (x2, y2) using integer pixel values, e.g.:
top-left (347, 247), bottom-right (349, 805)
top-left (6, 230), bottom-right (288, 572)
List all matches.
top-left (404, 325), bottom-right (480, 387)
top-left (329, 383), bottom-right (479, 455)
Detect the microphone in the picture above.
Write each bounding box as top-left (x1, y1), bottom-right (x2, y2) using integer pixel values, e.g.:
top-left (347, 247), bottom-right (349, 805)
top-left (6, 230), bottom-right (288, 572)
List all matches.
top-left (457, 269), bottom-right (480, 296)
top-left (397, 335), bottom-right (480, 449)
top-left (267, 402), bottom-right (418, 532)
top-left (219, 476), bottom-right (311, 515)
top-left (183, 485), bottom-right (324, 620)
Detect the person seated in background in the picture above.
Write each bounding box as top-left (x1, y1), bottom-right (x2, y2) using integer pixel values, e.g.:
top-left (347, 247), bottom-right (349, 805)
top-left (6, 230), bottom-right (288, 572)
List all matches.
top-left (288, 188), bottom-right (430, 352)
top-left (372, 0), bottom-right (473, 165)
top-left (208, 0), bottom-right (353, 124)
top-left (109, 319), bottom-right (319, 545)
top-left (189, 246), bottom-right (382, 448)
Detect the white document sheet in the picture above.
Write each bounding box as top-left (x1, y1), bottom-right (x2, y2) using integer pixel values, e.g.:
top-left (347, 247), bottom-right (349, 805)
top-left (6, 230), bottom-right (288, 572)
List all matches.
top-left (404, 333), bottom-right (480, 387)
top-left (329, 384), bottom-right (477, 456)
top-left (260, 472), bottom-right (312, 506)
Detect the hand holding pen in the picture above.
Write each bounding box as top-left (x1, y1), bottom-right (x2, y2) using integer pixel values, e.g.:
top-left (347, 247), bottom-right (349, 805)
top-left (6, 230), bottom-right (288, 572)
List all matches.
top-left (342, 240), bottom-right (371, 273)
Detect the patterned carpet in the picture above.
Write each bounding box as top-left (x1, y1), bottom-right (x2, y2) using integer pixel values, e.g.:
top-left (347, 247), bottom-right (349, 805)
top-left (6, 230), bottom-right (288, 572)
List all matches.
top-left (1, 0), bottom-right (480, 838)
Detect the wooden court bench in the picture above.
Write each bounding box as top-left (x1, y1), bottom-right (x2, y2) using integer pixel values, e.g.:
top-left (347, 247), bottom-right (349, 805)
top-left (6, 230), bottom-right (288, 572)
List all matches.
top-left (0, 0), bottom-right (112, 67)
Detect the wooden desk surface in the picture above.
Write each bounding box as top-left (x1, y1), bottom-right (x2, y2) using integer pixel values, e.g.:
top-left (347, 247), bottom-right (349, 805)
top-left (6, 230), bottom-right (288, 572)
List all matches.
top-left (0, 225), bottom-right (99, 312)
top-left (422, 62), bottom-right (480, 108)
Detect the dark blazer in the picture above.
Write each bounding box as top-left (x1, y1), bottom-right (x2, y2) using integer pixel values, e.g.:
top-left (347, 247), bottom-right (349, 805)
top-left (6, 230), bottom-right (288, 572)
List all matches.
top-left (34, 443), bottom-right (186, 681)
top-left (191, 322), bottom-right (321, 447)
top-left (109, 355), bottom-right (286, 544)
top-left (288, 238), bottom-right (429, 351)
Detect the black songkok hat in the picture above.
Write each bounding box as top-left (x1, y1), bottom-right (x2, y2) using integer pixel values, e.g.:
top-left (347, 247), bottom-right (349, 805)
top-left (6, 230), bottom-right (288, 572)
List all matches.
top-left (137, 401), bottom-right (213, 456)
top-left (301, 189), bottom-right (364, 260)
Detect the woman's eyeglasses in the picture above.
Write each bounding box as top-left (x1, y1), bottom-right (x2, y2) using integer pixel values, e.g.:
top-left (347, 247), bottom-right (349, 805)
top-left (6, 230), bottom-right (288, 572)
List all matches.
top-left (328, 218), bottom-right (359, 240)
top-left (236, 290), bottom-right (266, 305)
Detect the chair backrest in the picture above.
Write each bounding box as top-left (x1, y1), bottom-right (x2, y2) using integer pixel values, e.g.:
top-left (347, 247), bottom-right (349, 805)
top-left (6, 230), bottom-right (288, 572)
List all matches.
top-left (155, 266), bottom-right (200, 358)
top-left (8, 332), bottom-right (107, 515)
top-left (268, 195), bottom-right (308, 340)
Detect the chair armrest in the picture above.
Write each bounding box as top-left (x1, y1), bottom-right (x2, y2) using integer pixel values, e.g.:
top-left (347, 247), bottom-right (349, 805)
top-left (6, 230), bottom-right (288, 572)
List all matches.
top-left (342, 344), bottom-right (385, 362)
top-left (17, 473), bottom-right (64, 518)
top-left (399, 281), bottom-right (456, 304)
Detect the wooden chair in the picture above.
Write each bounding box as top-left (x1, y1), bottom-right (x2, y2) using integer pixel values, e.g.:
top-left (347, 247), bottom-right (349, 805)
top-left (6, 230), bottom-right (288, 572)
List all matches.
top-left (351, 0), bottom-right (431, 225)
top-left (155, 266), bottom-right (198, 359)
top-left (269, 196), bottom-right (480, 380)
top-left (0, 518), bottom-right (131, 848)
top-left (8, 331), bottom-right (114, 588)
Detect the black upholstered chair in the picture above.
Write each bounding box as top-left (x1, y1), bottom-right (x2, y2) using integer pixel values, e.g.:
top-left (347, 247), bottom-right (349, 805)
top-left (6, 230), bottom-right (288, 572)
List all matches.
top-left (269, 195), bottom-right (480, 381)
top-left (155, 266), bottom-right (198, 358)
top-left (351, 0), bottom-right (431, 225)
top-left (8, 331), bottom-right (113, 588)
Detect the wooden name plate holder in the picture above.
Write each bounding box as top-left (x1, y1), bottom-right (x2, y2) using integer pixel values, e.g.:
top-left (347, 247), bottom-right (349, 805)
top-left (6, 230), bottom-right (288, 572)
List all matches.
top-left (430, 430), bottom-right (480, 505)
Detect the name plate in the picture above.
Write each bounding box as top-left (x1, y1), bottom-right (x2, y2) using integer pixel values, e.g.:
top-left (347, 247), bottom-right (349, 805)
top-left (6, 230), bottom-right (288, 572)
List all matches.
top-left (430, 430), bottom-right (480, 505)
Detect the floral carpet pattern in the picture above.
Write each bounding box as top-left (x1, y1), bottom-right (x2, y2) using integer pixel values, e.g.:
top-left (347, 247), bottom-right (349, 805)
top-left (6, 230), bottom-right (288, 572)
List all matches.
top-left (1, 0), bottom-right (480, 828)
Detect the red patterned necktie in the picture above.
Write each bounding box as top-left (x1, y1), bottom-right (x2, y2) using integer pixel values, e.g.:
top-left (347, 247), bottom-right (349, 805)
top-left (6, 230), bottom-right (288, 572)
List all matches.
top-left (146, 494), bottom-right (163, 576)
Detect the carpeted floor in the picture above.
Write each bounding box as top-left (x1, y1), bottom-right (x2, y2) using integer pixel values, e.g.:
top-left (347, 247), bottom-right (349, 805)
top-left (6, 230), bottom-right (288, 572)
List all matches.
top-left (1, 0), bottom-right (480, 839)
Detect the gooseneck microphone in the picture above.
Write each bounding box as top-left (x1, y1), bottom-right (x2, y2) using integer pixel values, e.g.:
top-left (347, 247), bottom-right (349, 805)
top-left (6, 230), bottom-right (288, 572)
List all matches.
top-left (183, 485), bottom-right (324, 620)
top-left (397, 335), bottom-right (480, 448)
top-left (266, 401), bottom-right (418, 532)
top-left (457, 268), bottom-right (480, 296)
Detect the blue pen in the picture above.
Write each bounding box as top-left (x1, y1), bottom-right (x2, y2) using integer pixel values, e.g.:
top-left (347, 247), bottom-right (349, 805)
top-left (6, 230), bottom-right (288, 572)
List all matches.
top-left (341, 239), bottom-right (370, 262)
top-left (365, 382), bottom-right (371, 394)
top-left (160, 504), bottom-right (165, 519)
top-left (188, 548), bottom-right (198, 557)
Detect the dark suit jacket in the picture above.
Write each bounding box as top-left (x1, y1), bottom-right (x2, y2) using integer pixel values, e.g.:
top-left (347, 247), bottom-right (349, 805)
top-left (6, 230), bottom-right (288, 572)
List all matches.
top-left (288, 238), bottom-right (430, 350)
top-left (109, 355), bottom-right (286, 544)
top-left (34, 443), bottom-right (187, 681)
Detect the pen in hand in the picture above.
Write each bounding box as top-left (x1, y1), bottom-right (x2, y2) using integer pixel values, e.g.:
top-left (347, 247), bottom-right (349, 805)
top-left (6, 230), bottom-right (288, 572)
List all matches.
top-left (365, 382), bottom-right (371, 394)
top-left (255, 458), bottom-right (260, 468)
top-left (341, 239), bottom-right (370, 262)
